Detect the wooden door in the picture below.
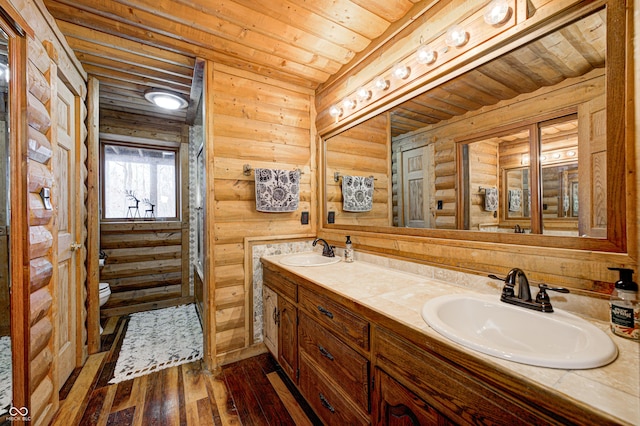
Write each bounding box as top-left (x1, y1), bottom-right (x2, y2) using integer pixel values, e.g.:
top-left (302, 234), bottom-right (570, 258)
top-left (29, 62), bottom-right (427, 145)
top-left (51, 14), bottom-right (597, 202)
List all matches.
top-left (277, 296), bottom-right (297, 383)
top-left (54, 80), bottom-right (79, 389)
top-left (401, 145), bottom-right (434, 228)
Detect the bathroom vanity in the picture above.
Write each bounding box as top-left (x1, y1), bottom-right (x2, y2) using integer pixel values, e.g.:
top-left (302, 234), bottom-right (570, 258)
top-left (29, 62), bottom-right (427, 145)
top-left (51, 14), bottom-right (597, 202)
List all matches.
top-left (261, 255), bottom-right (638, 425)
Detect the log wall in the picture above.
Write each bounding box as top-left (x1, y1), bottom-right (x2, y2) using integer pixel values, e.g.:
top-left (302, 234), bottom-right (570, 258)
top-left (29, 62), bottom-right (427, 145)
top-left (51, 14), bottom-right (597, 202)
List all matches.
top-left (209, 63), bottom-right (315, 360)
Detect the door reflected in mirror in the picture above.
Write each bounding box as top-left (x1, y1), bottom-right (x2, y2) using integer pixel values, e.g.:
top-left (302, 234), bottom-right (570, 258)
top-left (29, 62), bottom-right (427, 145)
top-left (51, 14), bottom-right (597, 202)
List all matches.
top-left (0, 26), bottom-right (10, 418)
top-left (324, 8), bottom-right (609, 242)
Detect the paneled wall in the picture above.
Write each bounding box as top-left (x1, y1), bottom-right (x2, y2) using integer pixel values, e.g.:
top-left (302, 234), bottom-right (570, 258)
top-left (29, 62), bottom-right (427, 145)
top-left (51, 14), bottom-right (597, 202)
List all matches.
top-left (325, 113), bottom-right (391, 226)
top-left (208, 63), bottom-right (315, 361)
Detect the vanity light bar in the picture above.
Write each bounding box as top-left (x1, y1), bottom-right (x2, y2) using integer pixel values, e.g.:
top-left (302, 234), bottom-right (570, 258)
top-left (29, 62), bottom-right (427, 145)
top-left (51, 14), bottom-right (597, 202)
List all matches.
top-left (326, 2), bottom-right (512, 121)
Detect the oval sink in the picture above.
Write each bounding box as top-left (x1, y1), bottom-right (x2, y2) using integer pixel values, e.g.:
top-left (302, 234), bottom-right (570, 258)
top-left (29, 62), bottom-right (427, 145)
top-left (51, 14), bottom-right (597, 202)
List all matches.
top-left (421, 294), bottom-right (617, 369)
top-left (279, 252), bottom-right (341, 267)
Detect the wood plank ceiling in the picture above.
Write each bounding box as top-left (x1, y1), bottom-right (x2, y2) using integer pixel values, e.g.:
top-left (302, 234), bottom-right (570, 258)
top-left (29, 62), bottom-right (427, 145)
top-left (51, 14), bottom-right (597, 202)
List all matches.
top-left (44, 2), bottom-right (604, 136)
top-left (43, 0), bottom-right (425, 123)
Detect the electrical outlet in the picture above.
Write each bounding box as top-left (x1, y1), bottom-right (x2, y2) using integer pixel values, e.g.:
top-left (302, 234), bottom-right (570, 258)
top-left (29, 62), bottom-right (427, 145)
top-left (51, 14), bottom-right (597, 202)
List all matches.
top-left (437, 200), bottom-right (443, 210)
top-left (301, 211), bottom-right (309, 224)
top-left (328, 211), bottom-right (335, 223)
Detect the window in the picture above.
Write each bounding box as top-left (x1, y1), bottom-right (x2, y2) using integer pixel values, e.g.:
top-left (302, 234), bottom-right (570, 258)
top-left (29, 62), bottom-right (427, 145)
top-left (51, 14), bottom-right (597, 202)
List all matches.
top-left (102, 144), bottom-right (178, 220)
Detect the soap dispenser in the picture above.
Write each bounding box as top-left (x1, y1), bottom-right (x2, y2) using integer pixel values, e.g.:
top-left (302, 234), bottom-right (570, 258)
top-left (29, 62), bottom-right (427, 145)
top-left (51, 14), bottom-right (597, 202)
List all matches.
top-left (608, 267), bottom-right (639, 341)
top-left (344, 235), bottom-right (354, 263)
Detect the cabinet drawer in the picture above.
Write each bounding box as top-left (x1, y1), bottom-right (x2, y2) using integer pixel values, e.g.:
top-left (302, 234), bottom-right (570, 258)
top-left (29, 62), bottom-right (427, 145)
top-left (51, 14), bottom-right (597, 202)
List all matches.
top-left (263, 267), bottom-right (297, 302)
top-left (299, 287), bottom-right (369, 350)
top-left (299, 352), bottom-right (370, 426)
top-left (299, 312), bottom-right (369, 412)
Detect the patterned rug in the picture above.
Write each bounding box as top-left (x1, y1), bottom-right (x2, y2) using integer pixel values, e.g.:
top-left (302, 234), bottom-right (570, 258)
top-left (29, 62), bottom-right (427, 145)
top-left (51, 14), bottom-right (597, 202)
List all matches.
top-left (110, 304), bottom-right (203, 384)
top-left (0, 335), bottom-right (11, 416)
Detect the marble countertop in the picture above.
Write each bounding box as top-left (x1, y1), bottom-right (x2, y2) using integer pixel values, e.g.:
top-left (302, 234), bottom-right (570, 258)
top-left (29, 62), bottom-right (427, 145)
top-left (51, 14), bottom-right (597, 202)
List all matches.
top-left (262, 252), bottom-right (639, 425)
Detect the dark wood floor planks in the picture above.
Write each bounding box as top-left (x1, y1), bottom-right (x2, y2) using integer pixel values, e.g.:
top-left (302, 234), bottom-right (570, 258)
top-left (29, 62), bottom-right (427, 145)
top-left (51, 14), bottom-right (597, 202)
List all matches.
top-left (52, 314), bottom-right (317, 426)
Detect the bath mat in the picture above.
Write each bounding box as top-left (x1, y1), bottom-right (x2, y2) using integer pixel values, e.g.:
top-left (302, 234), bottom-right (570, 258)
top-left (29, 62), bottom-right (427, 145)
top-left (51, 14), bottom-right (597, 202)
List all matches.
top-left (109, 304), bottom-right (202, 384)
top-left (342, 175), bottom-right (374, 212)
top-left (255, 168), bottom-right (300, 212)
top-left (0, 336), bottom-right (11, 416)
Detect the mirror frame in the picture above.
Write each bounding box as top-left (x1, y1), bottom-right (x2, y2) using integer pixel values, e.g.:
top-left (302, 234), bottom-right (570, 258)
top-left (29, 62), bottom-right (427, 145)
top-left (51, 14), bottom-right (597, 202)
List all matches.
top-left (320, 1), bottom-right (627, 253)
top-left (0, 2), bottom-right (32, 414)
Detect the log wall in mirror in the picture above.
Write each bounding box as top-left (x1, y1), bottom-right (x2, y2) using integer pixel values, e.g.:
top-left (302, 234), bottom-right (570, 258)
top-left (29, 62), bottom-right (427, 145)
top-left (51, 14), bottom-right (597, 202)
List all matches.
top-left (323, 3), bottom-right (626, 252)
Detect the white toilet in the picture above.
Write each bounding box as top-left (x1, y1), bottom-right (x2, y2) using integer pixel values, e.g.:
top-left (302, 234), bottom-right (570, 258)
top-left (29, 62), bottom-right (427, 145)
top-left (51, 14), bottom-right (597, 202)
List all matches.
top-left (99, 282), bottom-right (111, 334)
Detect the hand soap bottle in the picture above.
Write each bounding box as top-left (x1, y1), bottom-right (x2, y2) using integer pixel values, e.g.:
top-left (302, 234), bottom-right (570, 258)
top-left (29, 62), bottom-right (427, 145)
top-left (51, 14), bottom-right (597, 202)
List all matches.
top-left (608, 267), bottom-right (639, 341)
top-left (344, 235), bottom-right (354, 263)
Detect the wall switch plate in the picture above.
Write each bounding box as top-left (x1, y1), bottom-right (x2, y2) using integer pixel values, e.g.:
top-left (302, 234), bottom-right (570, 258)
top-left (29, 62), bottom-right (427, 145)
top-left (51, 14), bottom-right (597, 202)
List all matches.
top-left (301, 211), bottom-right (309, 224)
top-left (437, 200), bottom-right (443, 210)
top-left (328, 211), bottom-right (335, 223)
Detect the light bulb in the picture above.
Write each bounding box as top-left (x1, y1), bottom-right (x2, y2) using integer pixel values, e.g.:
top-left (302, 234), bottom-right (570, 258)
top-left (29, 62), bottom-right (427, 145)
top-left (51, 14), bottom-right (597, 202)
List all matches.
top-left (392, 63), bottom-right (410, 80)
top-left (484, 0), bottom-right (511, 26)
top-left (445, 25), bottom-right (469, 47)
top-left (567, 150), bottom-right (576, 157)
top-left (342, 97), bottom-right (356, 110)
top-left (374, 76), bottom-right (389, 91)
top-left (329, 104), bottom-right (342, 118)
top-left (356, 86), bottom-right (371, 102)
top-left (416, 46), bottom-right (437, 65)
top-left (552, 153), bottom-right (561, 159)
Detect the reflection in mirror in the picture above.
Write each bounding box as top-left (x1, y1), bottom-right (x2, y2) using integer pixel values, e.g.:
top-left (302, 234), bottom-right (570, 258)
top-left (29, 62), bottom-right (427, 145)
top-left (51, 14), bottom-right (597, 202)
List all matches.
top-left (324, 8), bottom-right (607, 241)
top-left (0, 27), bottom-right (10, 418)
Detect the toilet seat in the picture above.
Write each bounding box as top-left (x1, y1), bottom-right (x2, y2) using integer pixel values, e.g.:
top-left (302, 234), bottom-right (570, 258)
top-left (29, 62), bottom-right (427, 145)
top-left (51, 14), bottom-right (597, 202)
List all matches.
top-left (99, 282), bottom-right (110, 293)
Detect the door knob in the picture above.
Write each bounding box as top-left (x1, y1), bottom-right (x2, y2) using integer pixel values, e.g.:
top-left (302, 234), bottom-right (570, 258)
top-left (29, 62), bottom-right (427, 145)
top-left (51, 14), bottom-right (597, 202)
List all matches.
top-left (70, 242), bottom-right (82, 251)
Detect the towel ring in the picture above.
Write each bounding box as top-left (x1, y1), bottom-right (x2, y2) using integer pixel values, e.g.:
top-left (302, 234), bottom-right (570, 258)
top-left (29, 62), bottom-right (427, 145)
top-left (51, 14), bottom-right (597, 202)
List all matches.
top-left (243, 164), bottom-right (303, 176)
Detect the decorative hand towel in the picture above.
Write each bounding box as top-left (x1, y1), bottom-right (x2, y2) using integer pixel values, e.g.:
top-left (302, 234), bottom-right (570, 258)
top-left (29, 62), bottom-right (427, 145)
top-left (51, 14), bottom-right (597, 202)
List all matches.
top-left (484, 187), bottom-right (498, 212)
top-left (342, 175), bottom-right (374, 212)
top-left (508, 189), bottom-right (522, 212)
top-left (255, 168), bottom-right (300, 212)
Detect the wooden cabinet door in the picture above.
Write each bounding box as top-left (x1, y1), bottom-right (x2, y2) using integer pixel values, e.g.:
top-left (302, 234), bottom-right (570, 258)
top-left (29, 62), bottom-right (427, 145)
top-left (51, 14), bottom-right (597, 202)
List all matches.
top-left (263, 286), bottom-right (278, 356)
top-left (278, 296), bottom-right (297, 382)
top-left (372, 368), bottom-right (452, 426)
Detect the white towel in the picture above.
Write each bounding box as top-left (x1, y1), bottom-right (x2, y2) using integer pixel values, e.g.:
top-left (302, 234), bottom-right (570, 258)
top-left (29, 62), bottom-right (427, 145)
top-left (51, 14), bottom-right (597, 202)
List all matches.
top-left (484, 188), bottom-right (498, 212)
top-left (342, 175), bottom-right (374, 212)
top-left (255, 168), bottom-right (300, 212)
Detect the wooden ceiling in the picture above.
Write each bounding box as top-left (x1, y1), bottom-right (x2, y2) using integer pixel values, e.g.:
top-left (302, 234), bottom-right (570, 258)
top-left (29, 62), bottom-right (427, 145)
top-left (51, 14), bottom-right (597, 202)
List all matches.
top-left (389, 10), bottom-right (605, 138)
top-left (43, 0), bottom-right (426, 122)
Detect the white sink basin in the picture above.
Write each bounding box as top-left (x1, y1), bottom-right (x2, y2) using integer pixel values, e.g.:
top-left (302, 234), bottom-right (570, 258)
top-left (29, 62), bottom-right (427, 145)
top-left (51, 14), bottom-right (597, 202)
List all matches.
top-left (279, 252), bottom-right (341, 267)
top-left (421, 294), bottom-right (617, 369)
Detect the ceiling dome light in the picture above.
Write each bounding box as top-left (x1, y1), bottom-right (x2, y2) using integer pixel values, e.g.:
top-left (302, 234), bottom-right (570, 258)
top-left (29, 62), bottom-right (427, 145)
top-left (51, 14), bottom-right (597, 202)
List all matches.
top-left (374, 76), bottom-right (389, 91)
top-left (445, 25), bottom-right (469, 47)
top-left (416, 46), bottom-right (437, 65)
top-left (144, 90), bottom-right (188, 110)
top-left (356, 86), bottom-right (371, 102)
top-left (484, 0), bottom-right (511, 26)
top-left (392, 63), bottom-right (410, 80)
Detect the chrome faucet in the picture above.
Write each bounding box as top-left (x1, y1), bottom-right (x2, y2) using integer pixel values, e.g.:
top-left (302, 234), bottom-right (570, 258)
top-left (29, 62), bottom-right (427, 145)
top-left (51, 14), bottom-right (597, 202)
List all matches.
top-left (489, 268), bottom-right (569, 312)
top-left (312, 238), bottom-right (335, 257)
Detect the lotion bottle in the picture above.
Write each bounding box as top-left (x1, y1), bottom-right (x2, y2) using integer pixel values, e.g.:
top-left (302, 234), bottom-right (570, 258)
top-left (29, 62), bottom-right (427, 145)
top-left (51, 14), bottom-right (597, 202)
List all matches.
top-left (609, 267), bottom-right (639, 341)
top-left (344, 235), bottom-right (354, 263)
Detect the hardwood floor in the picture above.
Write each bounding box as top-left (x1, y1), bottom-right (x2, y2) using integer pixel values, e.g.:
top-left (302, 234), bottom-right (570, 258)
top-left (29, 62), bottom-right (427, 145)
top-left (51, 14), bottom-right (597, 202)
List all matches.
top-left (51, 315), bottom-right (321, 426)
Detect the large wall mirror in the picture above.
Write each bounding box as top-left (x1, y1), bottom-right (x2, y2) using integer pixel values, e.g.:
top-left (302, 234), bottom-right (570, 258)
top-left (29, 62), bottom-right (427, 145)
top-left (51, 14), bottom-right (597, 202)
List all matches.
top-left (324, 3), bottom-right (625, 251)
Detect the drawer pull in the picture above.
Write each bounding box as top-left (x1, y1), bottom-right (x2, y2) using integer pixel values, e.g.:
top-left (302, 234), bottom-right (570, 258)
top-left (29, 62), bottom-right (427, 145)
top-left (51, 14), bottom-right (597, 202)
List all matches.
top-left (319, 393), bottom-right (335, 413)
top-left (318, 344), bottom-right (334, 361)
top-left (317, 305), bottom-right (334, 319)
